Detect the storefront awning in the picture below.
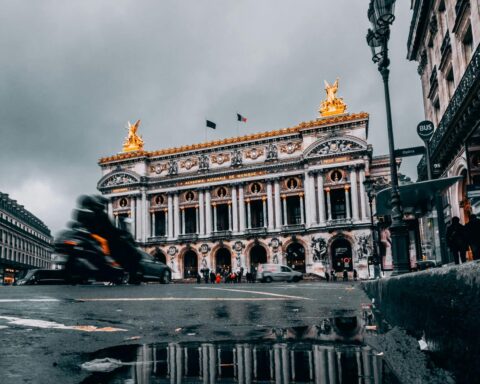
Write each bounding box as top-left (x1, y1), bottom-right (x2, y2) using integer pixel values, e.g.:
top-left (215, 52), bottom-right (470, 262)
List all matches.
top-left (375, 176), bottom-right (463, 216)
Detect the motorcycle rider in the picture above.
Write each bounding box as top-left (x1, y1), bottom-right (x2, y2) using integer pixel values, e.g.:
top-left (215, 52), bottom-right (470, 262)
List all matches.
top-left (75, 195), bottom-right (141, 276)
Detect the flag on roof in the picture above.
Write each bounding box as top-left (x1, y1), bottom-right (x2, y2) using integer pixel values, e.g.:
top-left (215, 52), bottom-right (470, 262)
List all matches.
top-left (206, 120), bottom-right (216, 129)
top-left (237, 113), bottom-right (247, 123)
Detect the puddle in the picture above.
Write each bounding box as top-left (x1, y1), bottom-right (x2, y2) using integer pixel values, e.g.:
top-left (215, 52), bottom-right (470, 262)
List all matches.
top-left (80, 313), bottom-right (399, 383)
top-left (81, 340), bottom-right (397, 383)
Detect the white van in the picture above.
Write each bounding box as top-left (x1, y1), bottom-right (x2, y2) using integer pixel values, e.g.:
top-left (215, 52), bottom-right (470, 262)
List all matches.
top-left (256, 264), bottom-right (303, 283)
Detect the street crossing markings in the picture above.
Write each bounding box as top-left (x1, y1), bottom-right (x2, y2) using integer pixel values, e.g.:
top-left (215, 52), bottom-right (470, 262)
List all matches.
top-left (195, 287), bottom-right (312, 300)
top-left (0, 298), bottom-right (60, 303)
top-left (0, 315), bottom-right (126, 332)
top-left (76, 297), bottom-right (292, 302)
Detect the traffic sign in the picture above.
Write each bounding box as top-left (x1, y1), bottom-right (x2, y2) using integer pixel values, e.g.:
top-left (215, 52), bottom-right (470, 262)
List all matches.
top-left (417, 120), bottom-right (435, 141)
top-left (394, 146), bottom-right (426, 158)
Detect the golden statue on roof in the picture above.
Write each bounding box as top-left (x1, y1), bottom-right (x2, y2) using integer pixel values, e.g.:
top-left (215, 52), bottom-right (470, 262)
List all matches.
top-left (319, 78), bottom-right (347, 117)
top-left (122, 120), bottom-right (144, 152)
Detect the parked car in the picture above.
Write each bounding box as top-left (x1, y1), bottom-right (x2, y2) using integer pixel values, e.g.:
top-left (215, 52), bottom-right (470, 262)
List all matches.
top-left (256, 263), bottom-right (303, 283)
top-left (15, 269), bottom-right (67, 285)
top-left (128, 251), bottom-right (172, 284)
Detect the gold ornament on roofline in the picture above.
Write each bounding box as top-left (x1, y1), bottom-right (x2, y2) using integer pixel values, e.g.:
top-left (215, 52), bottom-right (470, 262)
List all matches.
top-left (122, 120), bottom-right (144, 152)
top-left (319, 78), bottom-right (347, 117)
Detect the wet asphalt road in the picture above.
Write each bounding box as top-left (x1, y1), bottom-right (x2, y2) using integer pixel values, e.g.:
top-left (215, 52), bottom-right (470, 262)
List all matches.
top-left (0, 281), bottom-right (370, 383)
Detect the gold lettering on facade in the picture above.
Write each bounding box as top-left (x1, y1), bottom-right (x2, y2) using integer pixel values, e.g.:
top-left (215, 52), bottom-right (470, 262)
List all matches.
top-left (178, 171), bottom-right (266, 186)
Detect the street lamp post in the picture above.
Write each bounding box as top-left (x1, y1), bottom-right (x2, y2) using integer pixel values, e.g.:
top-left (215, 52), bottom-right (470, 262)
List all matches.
top-left (366, 0), bottom-right (410, 275)
top-left (363, 178), bottom-right (382, 279)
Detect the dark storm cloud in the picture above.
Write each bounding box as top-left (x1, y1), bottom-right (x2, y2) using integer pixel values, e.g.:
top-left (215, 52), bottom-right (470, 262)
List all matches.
top-left (0, 0), bottom-right (424, 233)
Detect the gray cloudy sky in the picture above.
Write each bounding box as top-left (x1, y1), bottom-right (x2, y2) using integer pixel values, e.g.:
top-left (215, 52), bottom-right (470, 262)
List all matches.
top-left (0, 0), bottom-right (424, 234)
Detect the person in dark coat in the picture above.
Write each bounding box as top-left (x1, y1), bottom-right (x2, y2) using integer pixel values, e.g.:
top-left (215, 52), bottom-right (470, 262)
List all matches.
top-left (465, 214), bottom-right (480, 261)
top-left (343, 269), bottom-right (348, 281)
top-left (325, 272), bottom-right (330, 282)
top-left (330, 270), bottom-right (337, 282)
top-left (446, 216), bottom-right (468, 264)
top-left (210, 271), bottom-right (216, 284)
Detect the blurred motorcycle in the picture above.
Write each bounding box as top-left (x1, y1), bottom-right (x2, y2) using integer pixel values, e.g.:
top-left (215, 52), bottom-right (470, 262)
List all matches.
top-left (54, 195), bottom-right (171, 285)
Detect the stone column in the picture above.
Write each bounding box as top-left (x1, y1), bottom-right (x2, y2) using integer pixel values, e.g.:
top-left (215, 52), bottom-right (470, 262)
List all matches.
top-left (136, 195), bottom-right (142, 241)
top-left (350, 167), bottom-right (360, 222)
top-left (205, 189), bottom-right (212, 235)
top-left (141, 189), bottom-right (147, 242)
top-left (309, 171), bottom-right (318, 225)
top-left (228, 203), bottom-right (232, 231)
top-left (213, 203), bottom-right (217, 232)
top-left (326, 188), bottom-right (332, 221)
top-left (107, 200), bottom-right (113, 221)
top-left (164, 208), bottom-right (168, 237)
top-left (196, 205), bottom-right (200, 234)
top-left (300, 193), bottom-right (305, 224)
top-left (238, 184), bottom-right (246, 232)
top-left (173, 193), bottom-right (180, 238)
top-left (262, 197), bottom-right (267, 228)
top-left (303, 174), bottom-right (311, 227)
top-left (274, 179), bottom-right (282, 229)
top-left (282, 195), bottom-right (287, 226)
top-left (266, 181), bottom-right (274, 230)
top-left (131, 196), bottom-right (136, 238)
top-left (167, 194), bottom-right (174, 239)
top-left (232, 186), bottom-right (239, 232)
top-left (145, 197), bottom-right (151, 241)
top-left (317, 173), bottom-right (326, 225)
top-left (246, 199), bottom-right (251, 229)
top-left (344, 186), bottom-right (351, 220)
top-left (359, 167), bottom-right (368, 221)
top-left (199, 190), bottom-right (205, 235)
top-left (151, 211), bottom-right (155, 237)
top-left (181, 208), bottom-right (185, 235)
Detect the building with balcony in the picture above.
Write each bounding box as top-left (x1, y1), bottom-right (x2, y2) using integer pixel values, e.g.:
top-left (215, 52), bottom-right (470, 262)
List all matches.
top-left (97, 82), bottom-right (392, 280)
top-left (408, 0), bottom-right (480, 221)
top-left (0, 192), bottom-right (54, 284)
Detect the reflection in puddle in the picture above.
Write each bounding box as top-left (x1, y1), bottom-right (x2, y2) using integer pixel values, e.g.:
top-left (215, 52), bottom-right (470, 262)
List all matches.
top-left (81, 315), bottom-right (398, 383)
top-left (82, 342), bottom-right (396, 383)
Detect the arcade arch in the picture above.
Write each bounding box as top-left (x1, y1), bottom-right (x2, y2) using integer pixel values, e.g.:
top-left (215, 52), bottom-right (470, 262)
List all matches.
top-left (285, 242), bottom-right (306, 272)
top-left (215, 247), bottom-right (232, 273)
top-left (330, 237), bottom-right (353, 272)
top-left (183, 249), bottom-right (198, 278)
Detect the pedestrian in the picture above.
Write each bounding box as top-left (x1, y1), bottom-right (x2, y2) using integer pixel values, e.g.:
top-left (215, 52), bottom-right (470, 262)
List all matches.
top-left (446, 216), bottom-right (468, 264)
top-left (196, 274), bottom-right (201, 284)
top-left (465, 214), bottom-right (480, 261)
top-left (330, 270), bottom-right (337, 282)
top-left (210, 271), bottom-right (216, 284)
top-left (245, 271), bottom-right (251, 283)
top-left (238, 267), bottom-right (244, 283)
top-left (251, 267), bottom-right (257, 283)
top-left (353, 269), bottom-right (358, 281)
top-left (215, 273), bottom-right (221, 284)
top-left (325, 271), bottom-right (330, 283)
top-left (343, 269), bottom-right (348, 281)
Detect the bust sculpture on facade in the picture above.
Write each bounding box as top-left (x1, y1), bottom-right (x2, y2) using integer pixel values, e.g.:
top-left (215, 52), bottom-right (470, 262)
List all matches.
top-left (319, 78), bottom-right (347, 117)
top-left (122, 120), bottom-right (144, 152)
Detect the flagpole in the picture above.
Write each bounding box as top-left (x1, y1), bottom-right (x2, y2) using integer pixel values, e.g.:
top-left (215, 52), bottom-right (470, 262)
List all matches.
top-left (236, 112), bottom-right (239, 137)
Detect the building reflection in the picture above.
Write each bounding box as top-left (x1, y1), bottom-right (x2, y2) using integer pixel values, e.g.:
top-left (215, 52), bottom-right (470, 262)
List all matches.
top-left (127, 341), bottom-right (386, 384)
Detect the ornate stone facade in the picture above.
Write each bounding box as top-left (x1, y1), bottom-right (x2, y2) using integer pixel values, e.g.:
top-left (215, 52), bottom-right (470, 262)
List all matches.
top-left (0, 192), bottom-right (53, 284)
top-left (98, 103), bottom-right (391, 280)
top-left (408, 0), bottom-right (480, 223)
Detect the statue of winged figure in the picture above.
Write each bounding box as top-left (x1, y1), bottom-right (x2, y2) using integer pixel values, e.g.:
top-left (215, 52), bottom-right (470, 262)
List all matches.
top-left (324, 78), bottom-right (339, 103)
top-left (123, 119), bottom-right (144, 152)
